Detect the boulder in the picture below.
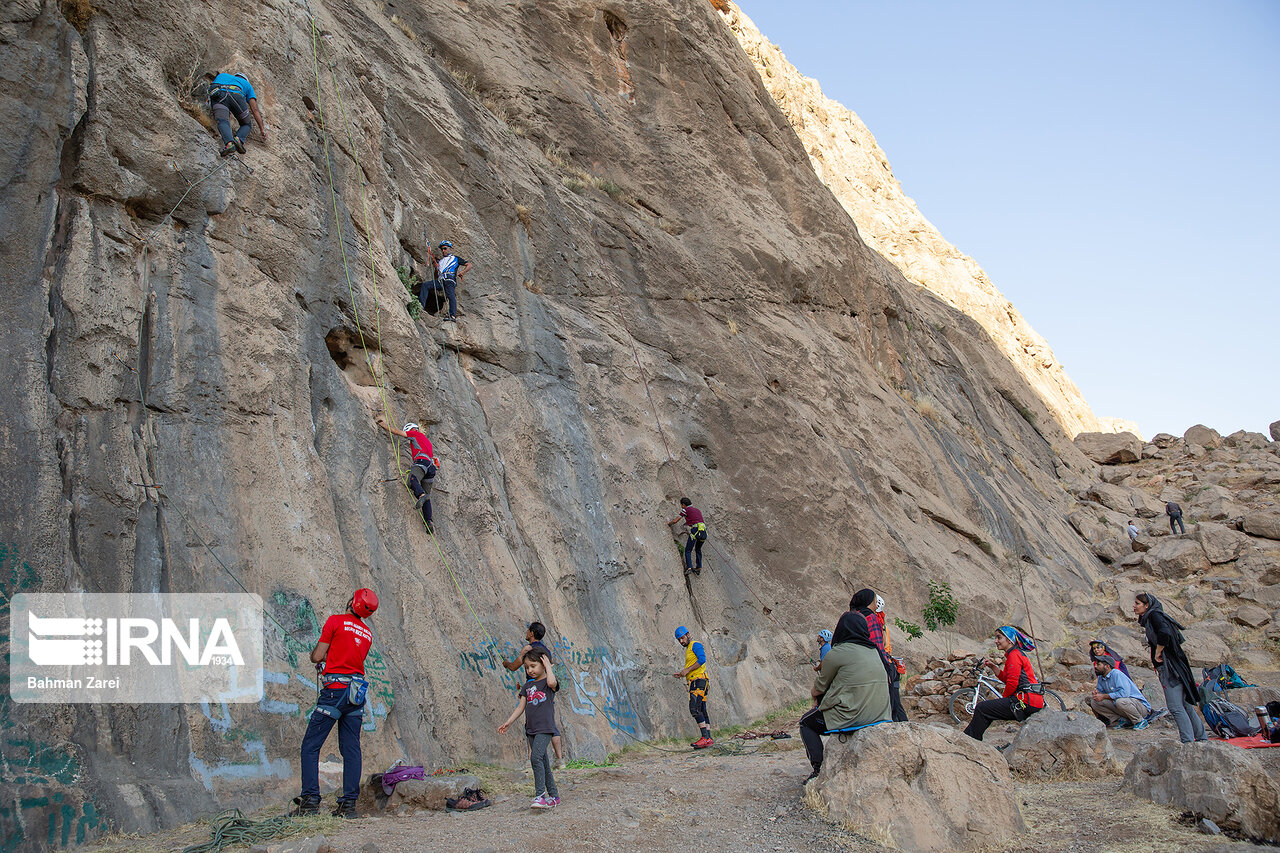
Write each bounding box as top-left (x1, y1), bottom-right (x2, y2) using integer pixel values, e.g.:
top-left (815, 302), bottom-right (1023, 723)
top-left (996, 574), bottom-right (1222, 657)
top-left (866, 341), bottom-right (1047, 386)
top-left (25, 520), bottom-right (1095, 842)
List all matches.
top-left (1085, 483), bottom-right (1144, 516)
top-left (1120, 553), bottom-right (1146, 570)
top-left (917, 695), bottom-right (948, 715)
top-left (1003, 710), bottom-right (1120, 779)
top-left (1152, 433), bottom-right (1177, 448)
top-left (1185, 425), bottom-right (1223, 449)
top-left (1244, 513), bottom-right (1280, 541)
top-left (1056, 646), bottom-right (1089, 666)
top-left (1196, 523), bottom-right (1249, 564)
top-left (354, 773), bottom-right (482, 814)
top-left (1145, 538), bottom-right (1211, 578)
top-left (1091, 537), bottom-right (1131, 565)
top-left (811, 722), bottom-right (1025, 852)
top-left (1182, 622), bottom-right (1231, 666)
top-left (1225, 430), bottom-right (1270, 450)
top-left (1074, 431), bottom-right (1142, 465)
top-left (1124, 740), bottom-right (1280, 842)
top-left (1095, 625), bottom-right (1147, 664)
top-left (1233, 604), bottom-right (1272, 629)
top-left (1141, 443), bottom-right (1160, 459)
top-left (1067, 509), bottom-right (1111, 545)
top-left (1271, 421), bottom-right (1280, 442)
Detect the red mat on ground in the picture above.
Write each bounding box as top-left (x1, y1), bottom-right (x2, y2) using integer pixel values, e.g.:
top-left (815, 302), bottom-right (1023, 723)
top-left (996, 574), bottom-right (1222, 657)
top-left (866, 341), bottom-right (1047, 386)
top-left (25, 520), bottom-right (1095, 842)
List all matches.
top-left (1218, 735), bottom-right (1280, 749)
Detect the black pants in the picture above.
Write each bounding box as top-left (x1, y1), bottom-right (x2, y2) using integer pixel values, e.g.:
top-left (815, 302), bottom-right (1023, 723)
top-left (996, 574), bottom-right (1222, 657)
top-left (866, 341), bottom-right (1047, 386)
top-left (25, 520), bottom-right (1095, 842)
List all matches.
top-left (688, 678), bottom-right (709, 728)
top-left (963, 696), bottom-right (1041, 740)
top-left (799, 706), bottom-right (828, 769)
top-left (889, 679), bottom-right (909, 723)
top-left (210, 91), bottom-right (251, 145)
top-left (1169, 512), bottom-right (1185, 534)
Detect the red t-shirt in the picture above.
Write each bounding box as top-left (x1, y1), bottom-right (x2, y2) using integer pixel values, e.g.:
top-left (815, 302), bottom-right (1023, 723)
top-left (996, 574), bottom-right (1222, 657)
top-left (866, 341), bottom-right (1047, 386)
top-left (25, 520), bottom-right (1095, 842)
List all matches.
top-left (680, 506), bottom-right (704, 526)
top-left (406, 428), bottom-right (434, 463)
top-left (998, 648), bottom-right (1045, 708)
top-left (320, 614), bottom-right (373, 687)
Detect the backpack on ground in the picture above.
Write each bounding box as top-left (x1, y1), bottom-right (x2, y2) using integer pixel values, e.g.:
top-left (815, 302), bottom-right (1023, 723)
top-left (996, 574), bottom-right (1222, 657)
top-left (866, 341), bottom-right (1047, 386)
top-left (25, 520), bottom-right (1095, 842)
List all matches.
top-left (1202, 695), bottom-right (1259, 739)
top-left (1201, 663), bottom-right (1253, 692)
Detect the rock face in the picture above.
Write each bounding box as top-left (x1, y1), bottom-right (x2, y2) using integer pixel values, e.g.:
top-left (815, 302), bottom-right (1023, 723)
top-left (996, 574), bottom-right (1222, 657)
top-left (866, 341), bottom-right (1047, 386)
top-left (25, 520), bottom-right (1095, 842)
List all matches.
top-left (811, 723), bottom-right (1025, 852)
top-left (1074, 431), bottom-right (1143, 465)
top-left (1003, 710), bottom-right (1120, 779)
top-left (724, 6), bottom-right (1100, 440)
top-left (1185, 425), bottom-right (1223, 449)
top-left (1145, 538), bottom-right (1212, 578)
top-left (1244, 513), bottom-right (1280, 541)
top-left (0, 0), bottom-right (1108, 845)
top-left (1124, 741), bottom-right (1280, 842)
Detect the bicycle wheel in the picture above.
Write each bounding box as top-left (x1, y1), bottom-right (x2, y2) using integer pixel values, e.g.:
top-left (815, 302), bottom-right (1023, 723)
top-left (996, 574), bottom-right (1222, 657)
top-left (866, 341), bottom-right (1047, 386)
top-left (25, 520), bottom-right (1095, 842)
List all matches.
top-left (949, 687), bottom-right (978, 724)
top-left (1042, 689), bottom-right (1066, 711)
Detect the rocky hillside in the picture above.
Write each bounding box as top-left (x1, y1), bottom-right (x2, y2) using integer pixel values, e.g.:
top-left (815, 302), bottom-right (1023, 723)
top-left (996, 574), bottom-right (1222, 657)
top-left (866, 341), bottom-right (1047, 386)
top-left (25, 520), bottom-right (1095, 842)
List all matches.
top-left (2, 0), bottom-right (1137, 848)
top-left (722, 4), bottom-right (1102, 439)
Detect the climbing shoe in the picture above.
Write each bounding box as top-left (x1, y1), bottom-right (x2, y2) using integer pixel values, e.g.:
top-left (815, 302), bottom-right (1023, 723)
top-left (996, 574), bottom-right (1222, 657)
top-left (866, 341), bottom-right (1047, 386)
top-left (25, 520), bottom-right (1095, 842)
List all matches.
top-left (331, 801), bottom-right (359, 819)
top-left (219, 141), bottom-right (237, 157)
top-left (446, 788), bottom-right (491, 811)
top-left (804, 767), bottom-right (820, 783)
top-left (1132, 718), bottom-right (1150, 730)
top-left (289, 796), bottom-right (321, 816)
top-left (692, 736), bottom-right (713, 749)
top-left (442, 315), bottom-right (457, 323)
top-left (232, 136), bottom-right (246, 154)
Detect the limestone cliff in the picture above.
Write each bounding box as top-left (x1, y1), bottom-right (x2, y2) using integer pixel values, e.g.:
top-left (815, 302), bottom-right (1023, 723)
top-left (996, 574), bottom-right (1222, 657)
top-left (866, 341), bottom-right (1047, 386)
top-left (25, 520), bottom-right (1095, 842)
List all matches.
top-left (724, 4), bottom-right (1101, 439)
top-left (2, 0), bottom-right (1104, 847)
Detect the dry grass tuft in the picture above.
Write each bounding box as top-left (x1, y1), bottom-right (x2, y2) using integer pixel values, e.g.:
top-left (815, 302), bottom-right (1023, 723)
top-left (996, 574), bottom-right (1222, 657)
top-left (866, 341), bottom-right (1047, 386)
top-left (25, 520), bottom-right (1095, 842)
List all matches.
top-left (60, 0), bottom-right (93, 32)
top-left (390, 14), bottom-right (417, 40)
top-left (515, 204), bottom-right (532, 229)
top-left (449, 68), bottom-right (479, 98)
top-left (561, 176), bottom-right (586, 193)
top-left (522, 278), bottom-right (542, 294)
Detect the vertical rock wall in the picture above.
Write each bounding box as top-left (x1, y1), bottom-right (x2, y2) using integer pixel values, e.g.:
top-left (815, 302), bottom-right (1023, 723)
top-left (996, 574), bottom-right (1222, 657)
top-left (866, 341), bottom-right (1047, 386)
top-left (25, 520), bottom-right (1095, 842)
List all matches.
top-left (1, 0), bottom-right (1101, 847)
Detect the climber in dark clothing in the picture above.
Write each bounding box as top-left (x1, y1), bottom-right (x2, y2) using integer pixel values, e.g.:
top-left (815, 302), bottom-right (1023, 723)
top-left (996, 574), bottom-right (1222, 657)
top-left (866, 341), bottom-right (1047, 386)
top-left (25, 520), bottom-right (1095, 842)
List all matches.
top-left (1165, 501), bottom-right (1186, 535)
top-left (207, 72), bottom-right (268, 156)
top-left (1135, 593), bottom-right (1205, 743)
top-left (850, 588), bottom-right (908, 722)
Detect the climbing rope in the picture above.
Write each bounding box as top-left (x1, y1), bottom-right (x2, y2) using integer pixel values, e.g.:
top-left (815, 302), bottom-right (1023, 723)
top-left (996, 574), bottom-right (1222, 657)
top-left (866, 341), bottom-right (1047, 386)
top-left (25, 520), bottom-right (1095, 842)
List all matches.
top-left (178, 809), bottom-right (299, 853)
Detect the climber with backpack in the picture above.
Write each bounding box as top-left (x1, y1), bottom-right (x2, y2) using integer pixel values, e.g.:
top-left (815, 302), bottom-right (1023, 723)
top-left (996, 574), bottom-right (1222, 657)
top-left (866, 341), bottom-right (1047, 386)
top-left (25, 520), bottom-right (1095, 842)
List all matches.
top-left (666, 497), bottom-right (707, 574)
top-left (206, 71), bottom-right (268, 157)
top-left (376, 417), bottom-right (439, 534)
top-left (294, 588), bottom-right (378, 819)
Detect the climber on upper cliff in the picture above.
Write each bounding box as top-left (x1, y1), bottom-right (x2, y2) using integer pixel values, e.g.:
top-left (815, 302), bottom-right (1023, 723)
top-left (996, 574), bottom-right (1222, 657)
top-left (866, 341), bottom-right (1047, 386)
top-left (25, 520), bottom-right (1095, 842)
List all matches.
top-left (1165, 501), bottom-right (1186, 535)
top-left (294, 588), bottom-right (378, 819)
top-left (377, 417), bottom-right (439, 534)
top-left (431, 240), bottom-right (471, 323)
top-left (666, 498), bottom-right (707, 574)
top-left (206, 71), bottom-right (268, 157)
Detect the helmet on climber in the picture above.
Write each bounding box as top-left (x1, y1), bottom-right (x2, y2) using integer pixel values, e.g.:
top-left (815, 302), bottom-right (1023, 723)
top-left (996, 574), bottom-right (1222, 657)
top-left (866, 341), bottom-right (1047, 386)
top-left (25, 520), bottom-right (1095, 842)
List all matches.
top-left (350, 588), bottom-right (379, 618)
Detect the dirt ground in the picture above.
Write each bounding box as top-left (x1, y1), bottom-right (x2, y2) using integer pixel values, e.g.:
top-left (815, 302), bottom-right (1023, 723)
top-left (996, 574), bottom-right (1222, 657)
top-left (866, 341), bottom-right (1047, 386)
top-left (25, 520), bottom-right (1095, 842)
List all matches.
top-left (86, 717), bottom-right (1275, 853)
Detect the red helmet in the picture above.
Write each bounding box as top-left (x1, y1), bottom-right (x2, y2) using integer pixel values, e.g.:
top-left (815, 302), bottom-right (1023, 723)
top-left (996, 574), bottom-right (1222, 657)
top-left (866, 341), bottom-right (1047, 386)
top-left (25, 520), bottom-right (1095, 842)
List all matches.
top-left (351, 588), bottom-right (379, 618)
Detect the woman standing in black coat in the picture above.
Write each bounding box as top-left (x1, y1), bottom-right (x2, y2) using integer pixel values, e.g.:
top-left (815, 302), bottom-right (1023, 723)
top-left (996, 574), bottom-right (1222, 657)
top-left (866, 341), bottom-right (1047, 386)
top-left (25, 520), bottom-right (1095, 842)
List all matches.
top-left (1135, 592), bottom-right (1206, 743)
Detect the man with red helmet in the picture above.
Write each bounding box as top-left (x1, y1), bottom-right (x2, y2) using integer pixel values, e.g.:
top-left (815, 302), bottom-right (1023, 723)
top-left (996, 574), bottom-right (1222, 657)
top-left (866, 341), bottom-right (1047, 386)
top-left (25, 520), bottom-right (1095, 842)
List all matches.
top-left (294, 589), bottom-right (378, 818)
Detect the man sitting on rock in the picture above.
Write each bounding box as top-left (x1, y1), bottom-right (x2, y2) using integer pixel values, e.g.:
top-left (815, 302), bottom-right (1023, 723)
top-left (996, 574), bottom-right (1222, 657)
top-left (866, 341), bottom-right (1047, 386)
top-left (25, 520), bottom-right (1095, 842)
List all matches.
top-left (1089, 654), bottom-right (1151, 729)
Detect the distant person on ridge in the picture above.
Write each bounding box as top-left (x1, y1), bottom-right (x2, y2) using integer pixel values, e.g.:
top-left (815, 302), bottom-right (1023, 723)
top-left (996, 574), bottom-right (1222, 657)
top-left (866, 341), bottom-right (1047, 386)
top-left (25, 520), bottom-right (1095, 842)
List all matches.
top-left (1127, 520), bottom-right (1140, 543)
top-left (432, 240), bottom-right (471, 323)
top-left (502, 621), bottom-right (565, 767)
top-left (666, 497), bottom-right (707, 574)
top-left (1165, 501), bottom-right (1186, 535)
top-left (207, 71), bottom-right (268, 157)
top-left (672, 626), bottom-right (713, 749)
top-left (376, 417), bottom-right (439, 533)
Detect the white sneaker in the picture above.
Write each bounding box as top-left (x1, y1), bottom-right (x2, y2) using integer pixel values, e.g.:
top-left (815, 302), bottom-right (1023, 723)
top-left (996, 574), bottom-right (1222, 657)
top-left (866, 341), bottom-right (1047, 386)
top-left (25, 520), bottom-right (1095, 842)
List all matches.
top-left (530, 794), bottom-right (549, 810)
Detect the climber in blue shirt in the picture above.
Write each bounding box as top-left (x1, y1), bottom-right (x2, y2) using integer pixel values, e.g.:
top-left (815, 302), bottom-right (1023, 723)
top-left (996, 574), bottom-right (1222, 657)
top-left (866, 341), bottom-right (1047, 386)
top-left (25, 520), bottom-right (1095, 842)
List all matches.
top-left (208, 72), bottom-right (268, 157)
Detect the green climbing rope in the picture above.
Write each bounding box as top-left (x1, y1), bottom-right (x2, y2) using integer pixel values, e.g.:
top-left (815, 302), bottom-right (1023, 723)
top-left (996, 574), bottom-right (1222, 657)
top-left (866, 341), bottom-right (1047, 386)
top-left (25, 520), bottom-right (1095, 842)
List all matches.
top-left (178, 809), bottom-right (298, 853)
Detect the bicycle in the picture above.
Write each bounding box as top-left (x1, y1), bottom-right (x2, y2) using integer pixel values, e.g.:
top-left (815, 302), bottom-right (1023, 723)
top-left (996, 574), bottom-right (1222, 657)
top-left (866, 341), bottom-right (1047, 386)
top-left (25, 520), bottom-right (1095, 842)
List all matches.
top-left (948, 662), bottom-right (1066, 724)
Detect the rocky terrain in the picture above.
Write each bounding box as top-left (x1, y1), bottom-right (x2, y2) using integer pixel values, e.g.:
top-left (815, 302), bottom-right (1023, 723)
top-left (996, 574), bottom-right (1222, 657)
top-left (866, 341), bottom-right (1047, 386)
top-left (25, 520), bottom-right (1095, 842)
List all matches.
top-left (1, 0), bottom-right (1276, 850)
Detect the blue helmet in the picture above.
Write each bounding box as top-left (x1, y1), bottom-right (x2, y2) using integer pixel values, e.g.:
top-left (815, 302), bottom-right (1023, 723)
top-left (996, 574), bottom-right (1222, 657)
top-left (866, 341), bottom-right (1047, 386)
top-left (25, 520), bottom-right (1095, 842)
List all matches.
top-left (438, 240), bottom-right (453, 251)
top-left (674, 626), bottom-right (689, 640)
top-left (818, 629), bottom-right (832, 644)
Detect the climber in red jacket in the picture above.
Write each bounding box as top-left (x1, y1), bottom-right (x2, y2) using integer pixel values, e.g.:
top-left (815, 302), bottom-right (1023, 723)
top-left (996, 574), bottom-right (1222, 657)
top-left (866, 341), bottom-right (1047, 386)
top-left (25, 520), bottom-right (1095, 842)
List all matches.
top-left (963, 625), bottom-right (1045, 741)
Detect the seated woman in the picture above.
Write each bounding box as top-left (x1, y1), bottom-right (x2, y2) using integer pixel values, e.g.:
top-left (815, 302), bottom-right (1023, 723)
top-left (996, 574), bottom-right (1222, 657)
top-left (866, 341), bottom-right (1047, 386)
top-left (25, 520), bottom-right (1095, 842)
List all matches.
top-left (799, 610), bottom-right (891, 782)
top-left (1089, 639), bottom-right (1130, 677)
top-left (963, 626), bottom-right (1045, 741)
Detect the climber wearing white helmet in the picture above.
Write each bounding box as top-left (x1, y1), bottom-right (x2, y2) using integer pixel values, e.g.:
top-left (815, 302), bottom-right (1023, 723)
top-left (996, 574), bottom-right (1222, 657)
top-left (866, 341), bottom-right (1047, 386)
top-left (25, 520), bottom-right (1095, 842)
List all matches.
top-left (813, 629), bottom-right (833, 671)
top-left (869, 592), bottom-right (909, 722)
top-left (376, 416), bottom-right (440, 533)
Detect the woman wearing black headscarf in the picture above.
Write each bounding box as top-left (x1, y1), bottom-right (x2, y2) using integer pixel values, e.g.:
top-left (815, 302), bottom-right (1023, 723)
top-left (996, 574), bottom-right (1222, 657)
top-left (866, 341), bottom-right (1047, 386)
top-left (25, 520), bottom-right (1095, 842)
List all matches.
top-left (1135, 593), bottom-right (1206, 743)
top-left (798, 609), bottom-right (891, 782)
top-left (850, 588), bottom-right (909, 722)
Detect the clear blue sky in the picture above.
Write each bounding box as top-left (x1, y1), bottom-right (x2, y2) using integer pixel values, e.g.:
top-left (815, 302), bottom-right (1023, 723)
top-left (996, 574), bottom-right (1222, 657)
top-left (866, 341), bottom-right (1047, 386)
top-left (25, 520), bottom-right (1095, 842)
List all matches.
top-left (736, 1), bottom-right (1279, 439)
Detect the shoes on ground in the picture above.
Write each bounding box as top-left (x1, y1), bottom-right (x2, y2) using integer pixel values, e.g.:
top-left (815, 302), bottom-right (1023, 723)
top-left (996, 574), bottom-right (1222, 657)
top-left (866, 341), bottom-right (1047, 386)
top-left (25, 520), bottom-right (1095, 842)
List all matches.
top-left (1132, 718), bottom-right (1150, 730)
top-left (331, 801), bottom-right (359, 819)
top-left (692, 736), bottom-right (713, 749)
top-left (530, 794), bottom-right (549, 810)
top-left (289, 796), bottom-right (321, 817)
